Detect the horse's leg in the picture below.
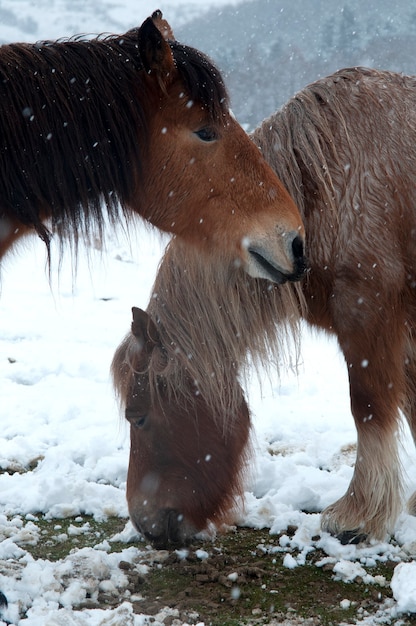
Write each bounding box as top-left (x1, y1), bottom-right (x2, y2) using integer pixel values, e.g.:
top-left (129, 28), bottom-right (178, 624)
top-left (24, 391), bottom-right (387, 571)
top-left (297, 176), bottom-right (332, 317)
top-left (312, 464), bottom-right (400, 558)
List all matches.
top-left (321, 306), bottom-right (406, 543)
top-left (400, 332), bottom-right (416, 515)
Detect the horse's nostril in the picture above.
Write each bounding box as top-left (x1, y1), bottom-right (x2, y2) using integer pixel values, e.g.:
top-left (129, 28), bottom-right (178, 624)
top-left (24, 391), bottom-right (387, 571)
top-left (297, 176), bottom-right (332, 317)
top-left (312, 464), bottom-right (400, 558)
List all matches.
top-left (290, 235), bottom-right (308, 280)
top-left (292, 234), bottom-right (304, 260)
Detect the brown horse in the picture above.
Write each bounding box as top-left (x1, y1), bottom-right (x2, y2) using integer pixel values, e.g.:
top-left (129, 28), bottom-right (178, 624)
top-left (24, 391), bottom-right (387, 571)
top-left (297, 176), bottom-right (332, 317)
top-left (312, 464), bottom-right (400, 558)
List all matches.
top-left (0, 11), bottom-right (305, 283)
top-left (113, 66), bottom-right (416, 547)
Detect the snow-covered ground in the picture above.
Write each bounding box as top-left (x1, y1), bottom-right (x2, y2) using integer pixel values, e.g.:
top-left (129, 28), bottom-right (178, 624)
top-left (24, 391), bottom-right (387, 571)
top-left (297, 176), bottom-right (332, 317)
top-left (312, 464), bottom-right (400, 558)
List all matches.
top-left (1, 1), bottom-right (416, 624)
top-left (2, 224), bottom-right (416, 625)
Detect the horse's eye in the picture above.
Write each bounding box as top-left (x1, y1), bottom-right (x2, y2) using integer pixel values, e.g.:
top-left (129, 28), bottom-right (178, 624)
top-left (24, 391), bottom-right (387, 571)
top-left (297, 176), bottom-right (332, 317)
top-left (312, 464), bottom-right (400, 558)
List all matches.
top-left (134, 415), bottom-right (148, 429)
top-left (125, 409), bottom-right (148, 429)
top-left (194, 127), bottom-right (218, 142)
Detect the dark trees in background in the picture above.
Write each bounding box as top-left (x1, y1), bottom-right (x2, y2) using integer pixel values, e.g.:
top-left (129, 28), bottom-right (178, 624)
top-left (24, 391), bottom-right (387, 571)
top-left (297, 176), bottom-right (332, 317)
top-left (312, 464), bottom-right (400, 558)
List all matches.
top-left (178, 0), bottom-right (416, 129)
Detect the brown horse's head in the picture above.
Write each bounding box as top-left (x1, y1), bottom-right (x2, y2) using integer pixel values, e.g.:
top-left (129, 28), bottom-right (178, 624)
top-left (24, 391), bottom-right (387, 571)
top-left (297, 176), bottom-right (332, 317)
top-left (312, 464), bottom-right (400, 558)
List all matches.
top-left (134, 12), bottom-right (307, 283)
top-left (0, 11), bottom-right (306, 283)
top-left (112, 307), bottom-right (250, 548)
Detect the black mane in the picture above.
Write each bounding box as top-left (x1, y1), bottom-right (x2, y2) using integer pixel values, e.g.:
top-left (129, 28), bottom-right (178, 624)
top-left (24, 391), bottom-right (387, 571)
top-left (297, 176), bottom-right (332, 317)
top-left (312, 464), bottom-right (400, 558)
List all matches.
top-left (170, 40), bottom-right (229, 120)
top-left (0, 28), bottom-right (229, 255)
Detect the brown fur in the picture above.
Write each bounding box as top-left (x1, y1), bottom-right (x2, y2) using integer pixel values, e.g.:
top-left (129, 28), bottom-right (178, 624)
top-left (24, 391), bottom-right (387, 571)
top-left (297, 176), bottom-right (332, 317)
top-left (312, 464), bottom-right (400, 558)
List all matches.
top-left (253, 67), bottom-right (416, 540)
top-left (114, 67), bottom-right (416, 545)
top-left (0, 11), bottom-right (306, 283)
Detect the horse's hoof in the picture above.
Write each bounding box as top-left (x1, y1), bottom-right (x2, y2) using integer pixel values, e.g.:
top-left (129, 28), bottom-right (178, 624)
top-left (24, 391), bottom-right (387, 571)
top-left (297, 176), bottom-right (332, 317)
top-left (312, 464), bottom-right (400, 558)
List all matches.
top-left (337, 530), bottom-right (368, 545)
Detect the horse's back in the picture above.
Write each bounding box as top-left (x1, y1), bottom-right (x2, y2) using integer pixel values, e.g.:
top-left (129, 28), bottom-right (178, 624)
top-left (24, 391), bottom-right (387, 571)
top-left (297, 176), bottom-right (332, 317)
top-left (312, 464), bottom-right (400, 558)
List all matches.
top-left (312, 69), bottom-right (416, 321)
top-left (254, 67), bottom-right (416, 329)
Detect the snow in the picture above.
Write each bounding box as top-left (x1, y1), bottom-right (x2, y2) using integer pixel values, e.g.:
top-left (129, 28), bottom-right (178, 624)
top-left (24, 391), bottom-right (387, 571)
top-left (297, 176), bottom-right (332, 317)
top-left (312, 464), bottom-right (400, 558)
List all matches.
top-left (391, 562), bottom-right (416, 613)
top-left (1, 1), bottom-right (416, 624)
top-left (2, 226), bottom-right (416, 625)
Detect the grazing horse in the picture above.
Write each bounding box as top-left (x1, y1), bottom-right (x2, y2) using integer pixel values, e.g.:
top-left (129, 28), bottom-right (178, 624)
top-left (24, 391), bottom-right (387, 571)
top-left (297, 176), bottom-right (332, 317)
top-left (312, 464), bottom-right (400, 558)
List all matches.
top-left (113, 67), bottom-right (416, 547)
top-left (0, 11), bottom-right (305, 283)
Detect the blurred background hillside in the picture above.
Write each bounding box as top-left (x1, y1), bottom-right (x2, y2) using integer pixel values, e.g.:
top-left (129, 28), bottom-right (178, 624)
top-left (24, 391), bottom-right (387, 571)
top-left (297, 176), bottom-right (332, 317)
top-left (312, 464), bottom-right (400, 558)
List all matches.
top-left (176, 0), bottom-right (416, 128)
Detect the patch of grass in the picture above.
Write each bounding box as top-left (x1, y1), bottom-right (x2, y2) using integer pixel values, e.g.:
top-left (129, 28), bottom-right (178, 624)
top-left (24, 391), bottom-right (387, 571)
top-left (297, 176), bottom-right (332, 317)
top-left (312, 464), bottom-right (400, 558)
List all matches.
top-left (6, 517), bottom-right (416, 624)
top-left (26, 515), bottom-right (127, 561)
top-left (138, 528), bottom-right (402, 625)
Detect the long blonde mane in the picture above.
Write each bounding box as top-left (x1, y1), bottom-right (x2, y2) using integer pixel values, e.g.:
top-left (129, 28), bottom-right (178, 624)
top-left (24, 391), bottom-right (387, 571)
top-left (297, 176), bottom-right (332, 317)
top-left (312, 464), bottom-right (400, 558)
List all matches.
top-left (142, 241), bottom-right (301, 423)
top-left (116, 68), bottom-right (383, 421)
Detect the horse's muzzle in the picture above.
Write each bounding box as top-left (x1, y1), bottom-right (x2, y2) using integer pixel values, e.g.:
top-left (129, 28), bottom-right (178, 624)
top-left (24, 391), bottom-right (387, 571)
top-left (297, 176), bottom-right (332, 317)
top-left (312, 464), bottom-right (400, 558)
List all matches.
top-left (132, 508), bottom-right (197, 549)
top-left (248, 233), bottom-right (308, 284)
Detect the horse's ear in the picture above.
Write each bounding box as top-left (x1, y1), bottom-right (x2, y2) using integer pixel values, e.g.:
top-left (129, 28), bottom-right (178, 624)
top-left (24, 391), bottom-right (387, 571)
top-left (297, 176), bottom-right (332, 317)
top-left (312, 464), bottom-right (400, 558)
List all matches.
top-left (131, 307), bottom-right (167, 371)
top-left (138, 11), bottom-right (175, 82)
top-left (131, 307), bottom-right (161, 351)
top-left (151, 9), bottom-right (175, 41)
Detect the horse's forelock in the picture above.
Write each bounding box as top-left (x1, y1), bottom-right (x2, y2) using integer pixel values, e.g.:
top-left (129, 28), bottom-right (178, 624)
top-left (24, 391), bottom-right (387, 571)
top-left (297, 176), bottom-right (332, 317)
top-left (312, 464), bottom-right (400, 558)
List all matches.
top-left (111, 335), bottom-right (136, 406)
top-left (170, 42), bottom-right (229, 121)
top-left (112, 325), bottom-right (172, 410)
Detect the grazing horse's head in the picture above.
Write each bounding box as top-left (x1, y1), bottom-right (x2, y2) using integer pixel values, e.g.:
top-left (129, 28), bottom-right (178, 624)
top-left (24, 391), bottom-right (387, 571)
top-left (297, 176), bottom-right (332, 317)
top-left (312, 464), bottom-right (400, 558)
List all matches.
top-left (136, 12), bottom-right (307, 283)
top-left (112, 307), bottom-right (250, 548)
